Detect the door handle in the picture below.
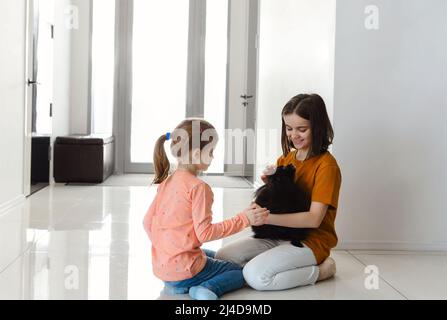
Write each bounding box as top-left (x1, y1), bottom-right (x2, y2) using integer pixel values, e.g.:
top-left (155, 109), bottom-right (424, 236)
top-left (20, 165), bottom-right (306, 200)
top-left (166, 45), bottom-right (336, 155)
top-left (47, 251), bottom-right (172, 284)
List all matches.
top-left (27, 79), bottom-right (41, 86)
top-left (240, 95), bottom-right (253, 100)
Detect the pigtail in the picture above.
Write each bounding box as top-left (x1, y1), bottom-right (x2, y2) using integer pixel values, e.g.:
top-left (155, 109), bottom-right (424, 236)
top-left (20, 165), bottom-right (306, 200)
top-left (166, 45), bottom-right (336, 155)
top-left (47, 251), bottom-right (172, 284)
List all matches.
top-left (152, 134), bottom-right (170, 184)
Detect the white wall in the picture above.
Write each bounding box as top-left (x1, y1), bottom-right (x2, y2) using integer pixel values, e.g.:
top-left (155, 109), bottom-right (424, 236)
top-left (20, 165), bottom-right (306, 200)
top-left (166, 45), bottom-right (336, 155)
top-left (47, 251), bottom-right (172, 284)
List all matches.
top-left (0, 0), bottom-right (27, 211)
top-left (255, 0), bottom-right (336, 186)
top-left (333, 0), bottom-right (447, 250)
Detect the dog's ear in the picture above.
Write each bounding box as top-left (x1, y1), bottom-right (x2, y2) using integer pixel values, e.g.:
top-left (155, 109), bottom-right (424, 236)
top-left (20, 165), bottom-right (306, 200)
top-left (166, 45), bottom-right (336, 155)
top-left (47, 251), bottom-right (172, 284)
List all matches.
top-left (267, 165), bottom-right (292, 184)
top-left (285, 164), bottom-right (296, 176)
top-left (273, 165), bottom-right (295, 179)
top-left (269, 166), bottom-right (284, 181)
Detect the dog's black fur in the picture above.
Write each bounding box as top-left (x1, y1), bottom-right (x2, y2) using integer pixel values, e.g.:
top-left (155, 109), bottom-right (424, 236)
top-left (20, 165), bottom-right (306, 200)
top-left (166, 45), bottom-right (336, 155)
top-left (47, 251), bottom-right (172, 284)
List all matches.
top-left (252, 164), bottom-right (311, 247)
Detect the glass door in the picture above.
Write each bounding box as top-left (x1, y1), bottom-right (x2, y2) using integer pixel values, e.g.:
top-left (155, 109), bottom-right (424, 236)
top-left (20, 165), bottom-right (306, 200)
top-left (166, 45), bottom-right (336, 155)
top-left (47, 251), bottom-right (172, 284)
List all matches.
top-left (126, 0), bottom-right (190, 173)
top-left (91, 0), bottom-right (116, 135)
top-left (125, 0), bottom-right (230, 174)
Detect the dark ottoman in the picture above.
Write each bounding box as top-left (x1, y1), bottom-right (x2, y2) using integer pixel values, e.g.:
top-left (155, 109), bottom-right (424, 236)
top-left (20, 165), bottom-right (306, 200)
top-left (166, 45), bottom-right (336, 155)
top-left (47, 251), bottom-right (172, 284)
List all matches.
top-left (54, 134), bottom-right (115, 183)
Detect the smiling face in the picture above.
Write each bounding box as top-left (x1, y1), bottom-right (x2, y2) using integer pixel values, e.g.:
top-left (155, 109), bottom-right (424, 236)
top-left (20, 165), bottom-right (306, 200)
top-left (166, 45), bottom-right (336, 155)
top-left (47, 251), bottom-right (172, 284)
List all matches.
top-left (283, 113), bottom-right (312, 151)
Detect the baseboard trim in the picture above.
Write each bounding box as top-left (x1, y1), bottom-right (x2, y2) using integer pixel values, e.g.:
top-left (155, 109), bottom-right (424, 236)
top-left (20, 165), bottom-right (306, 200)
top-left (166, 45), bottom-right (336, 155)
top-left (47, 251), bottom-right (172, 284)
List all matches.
top-left (336, 240), bottom-right (447, 252)
top-left (0, 195), bottom-right (26, 217)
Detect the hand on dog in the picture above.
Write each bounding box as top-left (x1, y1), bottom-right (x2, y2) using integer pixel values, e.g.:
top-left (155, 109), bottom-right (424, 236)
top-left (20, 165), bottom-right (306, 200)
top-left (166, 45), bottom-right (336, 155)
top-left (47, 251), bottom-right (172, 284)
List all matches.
top-left (261, 165), bottom-right (277, 183)
top-left (243, 203), bottom-right (269, 226)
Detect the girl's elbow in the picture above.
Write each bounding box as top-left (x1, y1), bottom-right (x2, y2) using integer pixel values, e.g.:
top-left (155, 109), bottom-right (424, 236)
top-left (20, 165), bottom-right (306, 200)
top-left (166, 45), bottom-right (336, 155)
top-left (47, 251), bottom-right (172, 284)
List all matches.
top-left (311, 221), bottom-right (321, 228)
top-left (196, 229), bottom-right (212, 243)
top-left (311, 217), bottom-right (324, 228)
top-left (196, 233), bottom-right (206, 243)
top-left (197, 235), bottom-right (213, 243)
top-left (309, 214), bottom-right (323, 228)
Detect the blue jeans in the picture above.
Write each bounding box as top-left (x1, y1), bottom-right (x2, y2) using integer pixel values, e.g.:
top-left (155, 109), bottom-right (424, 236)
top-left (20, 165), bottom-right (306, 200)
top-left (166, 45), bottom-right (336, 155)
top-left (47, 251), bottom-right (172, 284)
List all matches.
top-left (164, 249), bottom-right (245, 297)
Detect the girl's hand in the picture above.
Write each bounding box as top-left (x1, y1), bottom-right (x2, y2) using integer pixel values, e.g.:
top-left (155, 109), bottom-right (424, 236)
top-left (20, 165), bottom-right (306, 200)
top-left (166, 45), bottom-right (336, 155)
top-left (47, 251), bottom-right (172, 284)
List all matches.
top-left (261, 165), bottom-right (277, 183)
top-left (243, 203), bottom-right (269, 226)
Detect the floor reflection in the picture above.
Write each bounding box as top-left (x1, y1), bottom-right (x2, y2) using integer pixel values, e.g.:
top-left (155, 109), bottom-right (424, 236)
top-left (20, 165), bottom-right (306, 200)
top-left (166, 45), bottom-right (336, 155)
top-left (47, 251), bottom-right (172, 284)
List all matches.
top-left (0, 185), bottom-right (255, 300)
top-left (2, 182), bottom-right (432, 300)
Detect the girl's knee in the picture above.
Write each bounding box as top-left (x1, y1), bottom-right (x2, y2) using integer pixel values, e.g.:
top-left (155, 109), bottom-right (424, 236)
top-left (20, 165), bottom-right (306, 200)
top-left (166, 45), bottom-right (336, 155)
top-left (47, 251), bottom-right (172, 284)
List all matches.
top-left (242, 261), bottom-right (271, 291)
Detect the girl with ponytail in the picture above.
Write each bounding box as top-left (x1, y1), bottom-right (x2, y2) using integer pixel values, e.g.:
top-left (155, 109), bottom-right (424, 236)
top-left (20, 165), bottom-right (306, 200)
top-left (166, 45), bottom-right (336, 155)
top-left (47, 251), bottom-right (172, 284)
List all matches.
top-left (143, 118), bottom-right (269, 300)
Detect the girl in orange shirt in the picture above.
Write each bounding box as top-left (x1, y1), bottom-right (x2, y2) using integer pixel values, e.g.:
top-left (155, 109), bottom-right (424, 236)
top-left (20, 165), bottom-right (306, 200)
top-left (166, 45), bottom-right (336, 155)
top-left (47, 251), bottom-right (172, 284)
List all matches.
top-left (143, 118), bottom-right (269, 300)
top-left (216, 94), bottom-right (342, 291)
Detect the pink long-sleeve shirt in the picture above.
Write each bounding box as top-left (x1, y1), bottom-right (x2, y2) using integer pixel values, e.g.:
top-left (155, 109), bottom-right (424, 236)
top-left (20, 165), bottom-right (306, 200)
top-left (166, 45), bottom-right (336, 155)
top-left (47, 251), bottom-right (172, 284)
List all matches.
top-left (143, 170), bottom-right (250, 281)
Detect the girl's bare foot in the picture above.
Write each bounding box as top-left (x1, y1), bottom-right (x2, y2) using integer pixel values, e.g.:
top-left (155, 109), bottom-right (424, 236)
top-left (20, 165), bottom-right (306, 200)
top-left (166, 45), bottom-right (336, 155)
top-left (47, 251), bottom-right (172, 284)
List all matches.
top-left (317, 257), bottom-right (336, 281)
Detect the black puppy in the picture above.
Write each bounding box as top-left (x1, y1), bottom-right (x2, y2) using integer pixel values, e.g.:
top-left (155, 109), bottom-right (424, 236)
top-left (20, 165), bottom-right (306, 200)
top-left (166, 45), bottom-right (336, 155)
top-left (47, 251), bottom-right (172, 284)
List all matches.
top-left (252, 164), bottom-right (311, 247)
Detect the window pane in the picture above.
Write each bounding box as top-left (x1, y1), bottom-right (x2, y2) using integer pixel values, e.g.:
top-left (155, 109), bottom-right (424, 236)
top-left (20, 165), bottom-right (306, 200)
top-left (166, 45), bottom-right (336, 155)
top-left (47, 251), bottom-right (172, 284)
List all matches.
top-left (91, 0), bottom-right (116, 135)
top-left (131, 0), bottom-right (189, 163)
top-left (204, 0), bottom-right (228, 174)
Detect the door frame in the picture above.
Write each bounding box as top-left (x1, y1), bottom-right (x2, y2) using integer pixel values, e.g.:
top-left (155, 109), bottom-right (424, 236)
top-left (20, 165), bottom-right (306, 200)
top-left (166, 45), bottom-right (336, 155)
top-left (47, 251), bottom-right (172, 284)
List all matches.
top-left (224, 0), bottom-right (259, 177)
top-left (114, 0), bottom-right (133, 174)
top-left (245, 0), bottom-right (260, 179)
top-left (23, 0), bottom-right (36, 197)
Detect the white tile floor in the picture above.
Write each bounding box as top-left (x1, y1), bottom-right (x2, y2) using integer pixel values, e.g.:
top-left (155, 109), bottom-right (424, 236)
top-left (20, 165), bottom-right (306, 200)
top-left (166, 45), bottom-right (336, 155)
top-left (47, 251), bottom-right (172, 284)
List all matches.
top-left (1, 179), bottom-right (446, 300)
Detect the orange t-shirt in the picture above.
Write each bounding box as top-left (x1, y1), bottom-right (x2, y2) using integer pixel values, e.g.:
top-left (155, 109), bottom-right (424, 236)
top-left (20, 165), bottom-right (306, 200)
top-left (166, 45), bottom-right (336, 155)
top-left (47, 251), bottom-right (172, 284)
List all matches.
top-left (143, 170), bottom-right (250, 281)
top-left (276, 150), bottom-right (342, 264)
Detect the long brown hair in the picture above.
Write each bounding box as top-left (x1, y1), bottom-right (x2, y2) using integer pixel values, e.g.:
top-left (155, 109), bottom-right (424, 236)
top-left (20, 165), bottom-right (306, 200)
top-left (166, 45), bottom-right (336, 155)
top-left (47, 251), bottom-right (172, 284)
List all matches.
top-left (281, 94), bottom-right (334, 158)
top-left (152, 118), bottom-right (217, 184)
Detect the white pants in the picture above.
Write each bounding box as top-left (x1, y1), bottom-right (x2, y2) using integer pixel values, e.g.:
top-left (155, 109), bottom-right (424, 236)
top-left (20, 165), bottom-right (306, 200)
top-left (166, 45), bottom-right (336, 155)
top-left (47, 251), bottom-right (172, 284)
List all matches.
top-left (215, 237), bottom-right (319, 291)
